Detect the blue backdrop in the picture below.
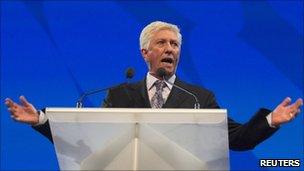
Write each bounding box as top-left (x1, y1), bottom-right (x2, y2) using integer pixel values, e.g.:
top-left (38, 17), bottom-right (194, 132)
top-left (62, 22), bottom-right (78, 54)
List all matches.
top-left (1, 1), bottom-right (303, 170)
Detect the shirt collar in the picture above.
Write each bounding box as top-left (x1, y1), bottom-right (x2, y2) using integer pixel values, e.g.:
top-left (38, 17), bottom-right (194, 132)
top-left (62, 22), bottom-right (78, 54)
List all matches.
top-left (146, 72), bottom-right (176, 90)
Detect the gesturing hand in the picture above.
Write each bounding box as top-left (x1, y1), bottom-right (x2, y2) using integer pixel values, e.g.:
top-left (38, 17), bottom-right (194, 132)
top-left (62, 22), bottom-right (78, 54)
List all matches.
top-left (5, 96), bottom-right (39, 125)
top-left (272, 97), bottom-right (303, 127)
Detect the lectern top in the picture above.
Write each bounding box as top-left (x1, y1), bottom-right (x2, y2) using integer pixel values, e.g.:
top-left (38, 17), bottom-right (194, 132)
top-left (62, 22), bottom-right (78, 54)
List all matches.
top-left (46, 108), bottom-right (227, 124)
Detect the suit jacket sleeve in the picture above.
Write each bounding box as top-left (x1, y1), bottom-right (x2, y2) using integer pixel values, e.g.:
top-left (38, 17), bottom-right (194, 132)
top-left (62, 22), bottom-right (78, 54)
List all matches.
top-left (200, 90), bottom-right (279, 151)
top-left (31, 108), bottom-right (54, 143)
top-left (228, 108), bottom-right (278, 151)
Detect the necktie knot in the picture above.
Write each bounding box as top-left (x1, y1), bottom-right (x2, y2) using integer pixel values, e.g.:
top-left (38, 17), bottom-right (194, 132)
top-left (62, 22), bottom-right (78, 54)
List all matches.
top-left (154, 80), bottom-right (165, 91)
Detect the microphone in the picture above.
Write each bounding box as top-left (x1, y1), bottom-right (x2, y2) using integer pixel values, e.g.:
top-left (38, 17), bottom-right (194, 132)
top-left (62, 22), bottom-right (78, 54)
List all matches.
top-left (76, 67), bottom-right (135, 108)
top-left (126, 67), bottom-right (135, 82)
top-left (156, 68), bottom-right (200, 109)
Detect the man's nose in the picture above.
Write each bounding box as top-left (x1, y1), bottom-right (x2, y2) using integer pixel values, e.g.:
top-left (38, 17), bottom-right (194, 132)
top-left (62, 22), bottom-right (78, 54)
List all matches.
top-left (164, 43), bottom-right (174, 53)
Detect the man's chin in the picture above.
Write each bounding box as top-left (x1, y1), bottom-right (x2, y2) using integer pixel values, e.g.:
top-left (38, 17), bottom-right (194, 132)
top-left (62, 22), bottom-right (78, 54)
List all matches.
top-left (164, 68), bottom-right (175, 77)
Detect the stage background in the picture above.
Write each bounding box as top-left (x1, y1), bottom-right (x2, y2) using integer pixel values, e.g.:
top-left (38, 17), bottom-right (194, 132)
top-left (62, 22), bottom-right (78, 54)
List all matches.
top-left (1, 1), bottom-right (303, 170)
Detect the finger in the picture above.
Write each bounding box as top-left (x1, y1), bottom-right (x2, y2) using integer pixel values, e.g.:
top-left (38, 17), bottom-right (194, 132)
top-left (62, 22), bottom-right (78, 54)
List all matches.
top-left (289, 99), bottom-right (303, 114)
top-left (11, 115), bottom-right (21, 122)
top-left (10, 114), bottom-right (20, 119)
top-left (280, 97), bottom-right (291, 107)
top-left (7, 107), bottom-right (16, 112)
top-left (286, 111), bottom-right (296, 121)
top-left (288, 108), bottom-right (301, 120)
top-left (4, 98), bottom-right (15, 107)
top-left (5, 99), bottom-right (19, 110)
top-left (294, 98), bottom-right (303, 108)
top-left (7, 108), bottom-right (17, 115)
top-left (19, 95), bottom-right (30, 107)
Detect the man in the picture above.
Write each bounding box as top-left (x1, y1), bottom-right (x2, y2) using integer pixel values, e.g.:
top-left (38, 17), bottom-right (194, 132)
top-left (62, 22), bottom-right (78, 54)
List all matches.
top-left (5, 21), bottom-right (303, 151)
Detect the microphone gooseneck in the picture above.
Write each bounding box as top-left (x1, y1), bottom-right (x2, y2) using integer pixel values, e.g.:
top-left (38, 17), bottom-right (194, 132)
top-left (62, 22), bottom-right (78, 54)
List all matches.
top-left (156, 68), bottom-right (200, 109)
top-left (76, 67), bottom-right (135, 108)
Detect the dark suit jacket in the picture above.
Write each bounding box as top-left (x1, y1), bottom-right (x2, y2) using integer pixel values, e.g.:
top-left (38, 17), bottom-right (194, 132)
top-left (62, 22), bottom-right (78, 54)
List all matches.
top-left (33, 77), bottom-right (278, 151)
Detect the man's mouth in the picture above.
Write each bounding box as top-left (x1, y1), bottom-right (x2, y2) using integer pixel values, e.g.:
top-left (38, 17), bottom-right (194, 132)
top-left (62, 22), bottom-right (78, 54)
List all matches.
top-left (161, 58), bottom-right (174, 64)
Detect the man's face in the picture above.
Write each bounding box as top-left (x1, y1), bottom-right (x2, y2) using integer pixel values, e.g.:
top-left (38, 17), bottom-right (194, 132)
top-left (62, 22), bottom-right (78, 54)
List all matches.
top-left (141, 29), bottom-right (180, 77)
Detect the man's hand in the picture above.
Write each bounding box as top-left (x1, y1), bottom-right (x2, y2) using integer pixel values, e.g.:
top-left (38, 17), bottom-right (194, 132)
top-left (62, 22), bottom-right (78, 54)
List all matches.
top-left (4, 96), bottom-right (39, 125)
top-left (272, 97), bottom-right (303, 127)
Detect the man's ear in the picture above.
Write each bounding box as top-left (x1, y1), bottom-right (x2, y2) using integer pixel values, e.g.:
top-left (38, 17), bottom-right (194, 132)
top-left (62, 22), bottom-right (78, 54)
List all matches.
top-left (141, 49), bottom-right (149, 61)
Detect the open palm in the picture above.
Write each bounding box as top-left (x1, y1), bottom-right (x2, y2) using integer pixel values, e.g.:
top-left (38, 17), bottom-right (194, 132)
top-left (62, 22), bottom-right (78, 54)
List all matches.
top-left (5, 96), bottom-right (39, 125)
top-left (272, 97), bottom-right (303, 127)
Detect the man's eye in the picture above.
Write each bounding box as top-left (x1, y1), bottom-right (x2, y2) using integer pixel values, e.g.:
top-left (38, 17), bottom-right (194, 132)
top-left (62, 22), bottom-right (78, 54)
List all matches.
top-left (171, 42), bottom-right (179, 47)
top-left (157, 41), bottom-right (165, 45)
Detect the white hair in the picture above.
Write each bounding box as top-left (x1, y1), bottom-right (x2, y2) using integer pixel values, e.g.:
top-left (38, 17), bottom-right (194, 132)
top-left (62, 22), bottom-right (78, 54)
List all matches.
top-left (139, 21), bottom-right (182, 50)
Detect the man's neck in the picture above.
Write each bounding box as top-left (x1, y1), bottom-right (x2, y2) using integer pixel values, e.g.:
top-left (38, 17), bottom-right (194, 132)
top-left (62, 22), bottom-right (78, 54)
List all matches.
top-left (146, 72), bottom-right (176, 90)
top-left (148, 71), bottom-right (173, 80)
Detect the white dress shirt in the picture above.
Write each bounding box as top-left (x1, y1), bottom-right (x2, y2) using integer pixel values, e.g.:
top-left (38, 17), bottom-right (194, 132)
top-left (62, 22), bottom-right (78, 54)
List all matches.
top-left (146, 72), bottom-right (176, 105)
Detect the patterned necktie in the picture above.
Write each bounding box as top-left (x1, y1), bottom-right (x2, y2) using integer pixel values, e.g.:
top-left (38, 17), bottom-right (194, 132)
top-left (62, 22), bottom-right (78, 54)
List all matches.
top-left (151, 80), bottom-right (165, 108)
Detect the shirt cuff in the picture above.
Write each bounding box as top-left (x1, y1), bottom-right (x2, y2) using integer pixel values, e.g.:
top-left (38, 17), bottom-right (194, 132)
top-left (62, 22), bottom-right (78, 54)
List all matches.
top-left (266, 112), bottom-right (277, 128)
top-left (33, 110), bottom-right (48, 126)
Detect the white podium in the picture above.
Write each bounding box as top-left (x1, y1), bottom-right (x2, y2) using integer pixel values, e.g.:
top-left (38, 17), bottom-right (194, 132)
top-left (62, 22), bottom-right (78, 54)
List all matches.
top-left (46, 108), bottom-right (229, 170)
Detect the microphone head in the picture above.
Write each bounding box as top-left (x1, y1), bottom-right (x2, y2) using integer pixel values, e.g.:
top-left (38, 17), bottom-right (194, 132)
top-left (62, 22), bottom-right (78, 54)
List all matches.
top-left (126, 67), bottom-right (135, 79)
top-left (156, 68), bottom-right (168, 79)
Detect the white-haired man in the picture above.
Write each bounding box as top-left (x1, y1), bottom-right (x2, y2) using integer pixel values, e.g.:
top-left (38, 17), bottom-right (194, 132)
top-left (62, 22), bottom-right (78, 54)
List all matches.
top-left (5, 21), bottom-right (303, 150)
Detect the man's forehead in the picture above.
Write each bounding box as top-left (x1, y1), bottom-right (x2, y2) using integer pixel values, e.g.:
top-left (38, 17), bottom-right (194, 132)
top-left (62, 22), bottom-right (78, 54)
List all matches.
top-left (151, 29), bottom-right (178, 40)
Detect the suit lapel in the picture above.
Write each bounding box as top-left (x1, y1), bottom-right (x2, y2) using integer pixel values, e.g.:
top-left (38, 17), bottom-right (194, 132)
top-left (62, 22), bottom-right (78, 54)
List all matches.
top-left (135, 78), bottom-right (151, 108)
top-left (163, 78), bottom-right (188, 108)
top-left (132, 77), bottom-right (189, 108)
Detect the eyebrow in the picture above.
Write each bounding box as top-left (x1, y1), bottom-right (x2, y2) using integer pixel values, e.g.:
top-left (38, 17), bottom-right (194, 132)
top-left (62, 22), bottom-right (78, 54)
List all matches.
top-left (155, 38), bottom-right (179, 43)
